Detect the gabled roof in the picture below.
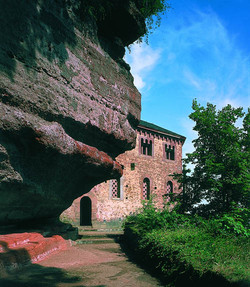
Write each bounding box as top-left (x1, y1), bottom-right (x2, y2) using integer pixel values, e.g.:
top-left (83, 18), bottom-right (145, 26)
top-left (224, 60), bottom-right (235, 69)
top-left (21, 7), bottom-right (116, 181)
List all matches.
top-left (138, 120), bottom-right (186, 142)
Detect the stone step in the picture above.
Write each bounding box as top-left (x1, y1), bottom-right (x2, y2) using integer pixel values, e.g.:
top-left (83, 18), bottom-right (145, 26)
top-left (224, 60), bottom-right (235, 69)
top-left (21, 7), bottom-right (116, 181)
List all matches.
top-left (75, 237), bottom-right (118, 245)
top-left (76, 230), bottom-right (123, 245)
top-left (77, 226), bottom-right (123, 233)
top-left (79, 231), bottom-right (123, 238)
top-left (77, 226), bottom-right (97, 232)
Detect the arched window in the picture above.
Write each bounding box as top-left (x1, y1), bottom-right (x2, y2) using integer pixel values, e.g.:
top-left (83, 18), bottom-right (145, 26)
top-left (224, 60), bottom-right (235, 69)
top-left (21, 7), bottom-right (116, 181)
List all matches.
top-left (166, 181), bottom-right (173, 201)
top-left (142, 178), bottom-right (150, 200)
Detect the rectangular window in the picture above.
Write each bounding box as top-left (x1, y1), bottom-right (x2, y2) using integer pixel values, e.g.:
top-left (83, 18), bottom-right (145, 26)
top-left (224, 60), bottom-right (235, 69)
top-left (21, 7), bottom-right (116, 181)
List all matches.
top-left (170, 146), bottom-right (175, 160)
top-left (109, 177), bottom-right (123, 200)
top-left (166, 144), bottom-right (171, 159)
top-left (165, 144), bottom-right (175, 160)
top-left (130, 163), bottom-right (135, 170)
top-left (142, 178), bottom-right (150, 200)
top-left (140, 137), bottom-right (153, 156)
top-left (111, 179), bottom-right (120, 198)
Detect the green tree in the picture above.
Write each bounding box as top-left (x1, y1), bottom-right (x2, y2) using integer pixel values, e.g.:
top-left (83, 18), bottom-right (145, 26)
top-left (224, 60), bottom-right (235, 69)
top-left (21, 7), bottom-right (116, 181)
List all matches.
top-left (172, 164), bottom-right (201, 214)
top-left (176, 100), bottom-right (249, 217)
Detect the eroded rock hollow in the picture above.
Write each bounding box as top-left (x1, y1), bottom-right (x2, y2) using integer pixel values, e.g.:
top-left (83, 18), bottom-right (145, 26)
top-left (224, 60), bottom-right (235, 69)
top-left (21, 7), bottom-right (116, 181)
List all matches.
top-left (0, 0), bottom-right (145, 227)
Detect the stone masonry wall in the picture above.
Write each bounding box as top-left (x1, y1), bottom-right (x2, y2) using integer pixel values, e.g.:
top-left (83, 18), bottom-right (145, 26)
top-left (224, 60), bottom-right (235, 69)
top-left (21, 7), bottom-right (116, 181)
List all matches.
top-left (62, 128), bottom-right (184, 225)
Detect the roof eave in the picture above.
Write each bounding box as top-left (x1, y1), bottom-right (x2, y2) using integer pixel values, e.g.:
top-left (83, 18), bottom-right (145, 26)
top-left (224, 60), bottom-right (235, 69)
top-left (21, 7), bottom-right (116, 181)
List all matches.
top-left (137, 124), bottom-right (186, 142)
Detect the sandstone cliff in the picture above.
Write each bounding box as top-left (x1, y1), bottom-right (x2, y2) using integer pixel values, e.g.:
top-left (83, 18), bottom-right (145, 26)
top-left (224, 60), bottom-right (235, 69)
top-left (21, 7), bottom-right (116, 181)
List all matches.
top-left (0, 0), bottom-right (145, 227)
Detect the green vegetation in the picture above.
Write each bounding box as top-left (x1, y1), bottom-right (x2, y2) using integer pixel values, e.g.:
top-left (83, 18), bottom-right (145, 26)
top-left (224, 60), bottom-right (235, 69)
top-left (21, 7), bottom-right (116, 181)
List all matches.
top-left (81, 0), bottom-right (170, 41)
top-left (174, 100), bottom-right (249, 217)
top-left (136, 0), bottom-right (171, 40)
top-left (80, 0), bottom-right (113, 21)
top-left (124, 201), bottom-right (250, 286)
top-left (124, 102), bottom-right (249, 286)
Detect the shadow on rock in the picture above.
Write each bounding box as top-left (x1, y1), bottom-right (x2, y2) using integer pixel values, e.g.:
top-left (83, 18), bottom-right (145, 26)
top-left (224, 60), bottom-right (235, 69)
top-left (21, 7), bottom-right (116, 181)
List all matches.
top-left (0, 240), bottom-right (32, 278)
top-left (0, 0), bottom-right (77, 80)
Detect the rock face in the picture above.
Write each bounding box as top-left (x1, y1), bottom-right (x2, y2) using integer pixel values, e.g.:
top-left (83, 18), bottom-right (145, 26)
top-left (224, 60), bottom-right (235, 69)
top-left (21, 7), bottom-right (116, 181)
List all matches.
top-left (0, 0), bottom-right (144, 227)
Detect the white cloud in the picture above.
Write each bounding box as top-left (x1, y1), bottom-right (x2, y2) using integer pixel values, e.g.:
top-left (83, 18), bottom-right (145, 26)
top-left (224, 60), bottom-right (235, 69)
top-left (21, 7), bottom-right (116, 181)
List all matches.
top-left (125, 43), bottom-right (161, 91)
top-left (133, 74), bottom-right (145, 89)
top-left (126, 9), bottom-right (250, 109)
top-left (125, 6), bottom-right (250, 167)
top-left (183, 69), bottom-right (201, 90)
top-left (181, 118), bottom-right (197, 156)
top-left (217, 98), bottom-right (242, 109)
top-left (167, 11), bottom-right (250, 109)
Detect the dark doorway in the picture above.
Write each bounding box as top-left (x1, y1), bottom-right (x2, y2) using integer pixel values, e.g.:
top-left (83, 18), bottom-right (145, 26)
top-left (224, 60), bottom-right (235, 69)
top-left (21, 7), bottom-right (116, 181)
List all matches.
top-left (80, 197), bottom-right (92, 226)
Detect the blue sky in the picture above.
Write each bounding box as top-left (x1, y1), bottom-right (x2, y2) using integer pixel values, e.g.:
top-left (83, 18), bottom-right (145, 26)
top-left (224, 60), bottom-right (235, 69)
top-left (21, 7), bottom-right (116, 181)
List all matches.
top-left (125, 0), bottom-right (250, 158)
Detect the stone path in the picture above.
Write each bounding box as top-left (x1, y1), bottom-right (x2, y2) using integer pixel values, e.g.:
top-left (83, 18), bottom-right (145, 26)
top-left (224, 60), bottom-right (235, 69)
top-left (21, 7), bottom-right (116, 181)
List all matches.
top-left (0, 231), bottom-right (163, 287)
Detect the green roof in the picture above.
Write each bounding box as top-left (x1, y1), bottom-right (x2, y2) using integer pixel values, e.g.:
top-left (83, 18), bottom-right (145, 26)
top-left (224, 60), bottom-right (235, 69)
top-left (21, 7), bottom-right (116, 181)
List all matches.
top-left (138, 120), bottom-right (186, 140)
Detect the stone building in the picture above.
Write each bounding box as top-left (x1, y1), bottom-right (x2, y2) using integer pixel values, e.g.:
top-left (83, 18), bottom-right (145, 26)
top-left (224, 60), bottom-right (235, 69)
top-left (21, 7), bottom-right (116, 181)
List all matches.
top-left (61, 120), bottom-right (186, 228)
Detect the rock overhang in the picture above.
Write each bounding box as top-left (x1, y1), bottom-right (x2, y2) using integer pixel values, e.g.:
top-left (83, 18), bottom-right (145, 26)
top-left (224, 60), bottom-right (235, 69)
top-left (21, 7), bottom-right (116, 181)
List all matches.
top-left (0, 0), bottom-right (144, 226)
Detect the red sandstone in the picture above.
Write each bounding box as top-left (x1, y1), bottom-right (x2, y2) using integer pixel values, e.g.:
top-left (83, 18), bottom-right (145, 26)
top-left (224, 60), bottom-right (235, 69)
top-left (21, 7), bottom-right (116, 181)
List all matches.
top-left (0, 233), bottom-right (69, 277)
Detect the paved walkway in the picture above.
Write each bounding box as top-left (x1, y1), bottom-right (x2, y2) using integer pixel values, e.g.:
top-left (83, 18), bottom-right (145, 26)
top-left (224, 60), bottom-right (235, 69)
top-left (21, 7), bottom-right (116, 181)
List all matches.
top-left (0, 232), bottom-right (163, 287)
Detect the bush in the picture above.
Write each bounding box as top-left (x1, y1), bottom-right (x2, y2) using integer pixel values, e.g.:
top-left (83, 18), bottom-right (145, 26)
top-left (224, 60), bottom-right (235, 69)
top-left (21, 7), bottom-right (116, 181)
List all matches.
top-left (205, 215), bottom-right (249, 237)
top-left (139, 228), bottom-right (250, 285)
top-left (124, 203), bottom-right (250, 286)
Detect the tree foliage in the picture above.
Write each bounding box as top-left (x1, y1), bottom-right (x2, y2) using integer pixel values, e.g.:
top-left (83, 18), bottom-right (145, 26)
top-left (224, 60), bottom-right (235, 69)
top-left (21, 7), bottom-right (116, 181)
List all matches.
top-left (81, 0), bottom-right (170, 42)
top-left (175, 100), bottom-right (249, 218)
top-left (136, 0), bottom-right (171, 40)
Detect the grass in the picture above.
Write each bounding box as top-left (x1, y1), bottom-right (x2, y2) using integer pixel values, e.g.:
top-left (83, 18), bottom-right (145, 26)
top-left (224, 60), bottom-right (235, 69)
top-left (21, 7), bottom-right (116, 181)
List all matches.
top-left (123, 204), bottom-right (250, 286)
top-left (142, 228), bottom-right (249, 282)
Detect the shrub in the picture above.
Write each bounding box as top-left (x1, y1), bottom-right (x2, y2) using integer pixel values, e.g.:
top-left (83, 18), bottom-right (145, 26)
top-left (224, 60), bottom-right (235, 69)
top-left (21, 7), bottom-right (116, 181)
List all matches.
top-left (205, 215), bottom-right (249, 237)
top-left (138, 228), bottom-right (250, 285)
top-left (125, 197), bottom-right (193, 234)
top-left (124, 202), bottom-right (250, 285)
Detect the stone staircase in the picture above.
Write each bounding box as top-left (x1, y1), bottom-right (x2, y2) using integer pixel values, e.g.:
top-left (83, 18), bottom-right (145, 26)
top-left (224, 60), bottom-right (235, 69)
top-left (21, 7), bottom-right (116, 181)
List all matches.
top-left (75, 227), bottom-right (123, 245)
